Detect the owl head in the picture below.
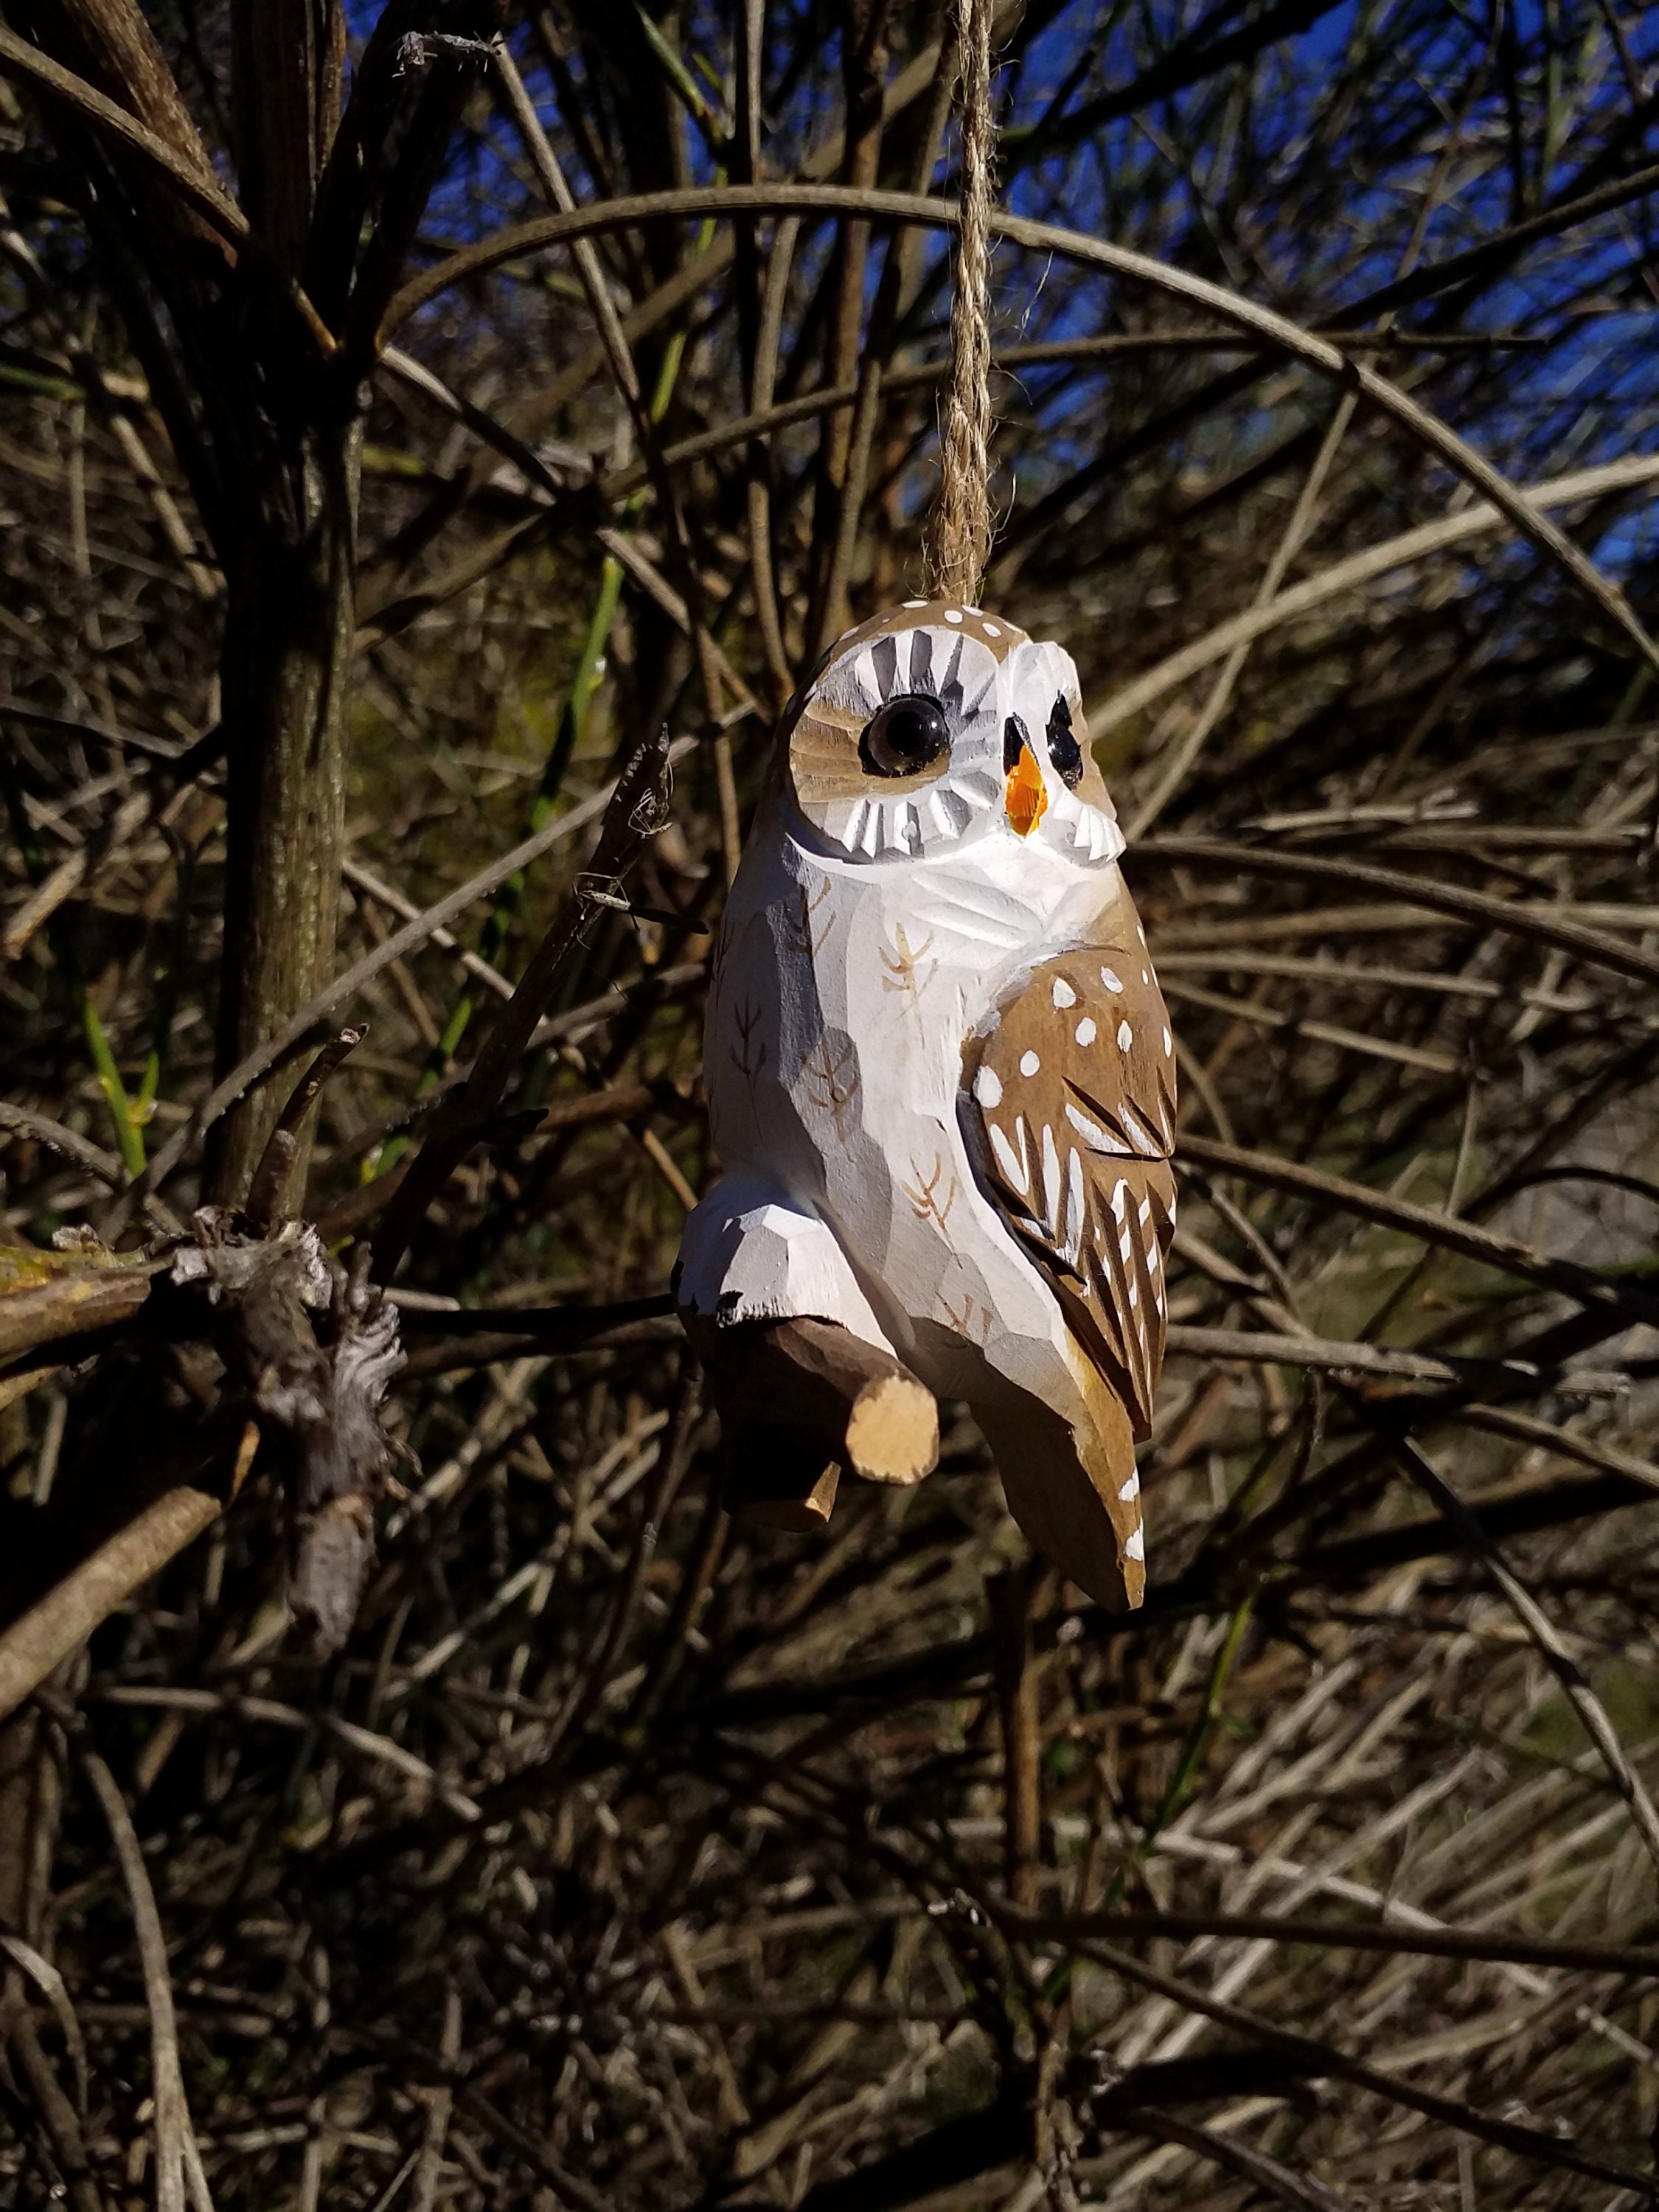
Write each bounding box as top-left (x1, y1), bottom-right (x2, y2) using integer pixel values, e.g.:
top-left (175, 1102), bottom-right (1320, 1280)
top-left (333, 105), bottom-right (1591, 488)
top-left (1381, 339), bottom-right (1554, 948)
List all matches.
top-left (779, 599), bottom-right (1124, 869)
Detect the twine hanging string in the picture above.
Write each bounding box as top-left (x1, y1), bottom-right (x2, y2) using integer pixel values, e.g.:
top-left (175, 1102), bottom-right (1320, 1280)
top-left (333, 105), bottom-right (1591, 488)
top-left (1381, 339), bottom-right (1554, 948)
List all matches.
top-left (930, 0), bottom-right (997, 605)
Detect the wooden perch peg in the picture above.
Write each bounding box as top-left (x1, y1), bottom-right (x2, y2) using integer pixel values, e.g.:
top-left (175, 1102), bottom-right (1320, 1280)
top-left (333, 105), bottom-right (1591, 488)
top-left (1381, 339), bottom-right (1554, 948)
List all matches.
top-left (684, 1314), bottom-right (939, 1531)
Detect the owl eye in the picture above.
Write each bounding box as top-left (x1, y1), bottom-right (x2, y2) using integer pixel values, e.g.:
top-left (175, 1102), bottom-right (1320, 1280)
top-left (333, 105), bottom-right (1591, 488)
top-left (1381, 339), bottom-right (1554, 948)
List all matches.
top-left (1046, 695), bottom-right (1084, 788)
top-left (860, 693), bottom-right (950, 779)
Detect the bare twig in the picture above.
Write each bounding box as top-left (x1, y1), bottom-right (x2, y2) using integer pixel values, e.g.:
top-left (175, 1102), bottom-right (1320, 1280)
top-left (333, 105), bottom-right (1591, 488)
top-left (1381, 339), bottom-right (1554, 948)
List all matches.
top-left (0, 1426), bottom-right (254, 1725)
top-left (82, 1750), bottom-right (214, 2212)
top-left (1386, 1432), bottom-right (1659, 1879)
top-left (110, 739), bottom-right (694, 1229)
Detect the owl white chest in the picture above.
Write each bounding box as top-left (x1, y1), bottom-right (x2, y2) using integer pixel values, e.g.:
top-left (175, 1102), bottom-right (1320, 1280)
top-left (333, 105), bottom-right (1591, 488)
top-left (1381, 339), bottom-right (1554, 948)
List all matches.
top-left (704, 824), bottom-right (1110, 1411)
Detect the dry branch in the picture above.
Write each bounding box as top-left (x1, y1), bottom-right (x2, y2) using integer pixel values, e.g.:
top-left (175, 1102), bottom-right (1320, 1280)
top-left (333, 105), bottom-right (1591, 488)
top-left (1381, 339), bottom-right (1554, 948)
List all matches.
top-left (0, 1240), bottom-right (160, 1364)
top-left (171, 1217), bottom-right (403, 1654)
top-left (0, 1457), bottom-right (237, 1725)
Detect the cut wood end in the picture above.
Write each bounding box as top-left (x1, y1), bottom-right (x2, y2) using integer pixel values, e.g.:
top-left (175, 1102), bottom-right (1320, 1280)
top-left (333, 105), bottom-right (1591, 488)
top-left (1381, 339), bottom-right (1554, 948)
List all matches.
top-left (845, 1372), bottom-right (939, 1486)
top-left (731, 1460), bottom-right (840, 1531)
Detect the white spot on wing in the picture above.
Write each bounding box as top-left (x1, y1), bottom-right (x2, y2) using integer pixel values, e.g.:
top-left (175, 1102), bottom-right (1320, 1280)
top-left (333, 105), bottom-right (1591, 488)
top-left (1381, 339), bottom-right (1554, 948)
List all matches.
top-left (974, 1065), bottom-right (1003, 1110)
top-left (1117, 1020), bottom-right (1134, 1051)
top-left (1052, 977), bottom-right (1077, 1009)
top-left (1020, 1049), bottom-right (1040, 1077)
top-left (1118, 1472), bottom-right (1139, 1501)
top-left (1163, 1028), bottom-right (1172, 1056)
top-left (1102, 967), bottom-right (1123, 993)
top-left (1076, 1017), bottom-right (1096, 1047)
top-left (1124, 1526), bottom-right (1144, 1562)
top-left (945, 608), bottom-right (963, 624)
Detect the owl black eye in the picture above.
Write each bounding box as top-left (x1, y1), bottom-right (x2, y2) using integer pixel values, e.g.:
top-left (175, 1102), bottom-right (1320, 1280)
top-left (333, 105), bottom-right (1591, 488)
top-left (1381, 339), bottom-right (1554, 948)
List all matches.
top-left (1046, 695), bottom-right (1083, 789)
top-left (860, 693), bottom-right (949, 779)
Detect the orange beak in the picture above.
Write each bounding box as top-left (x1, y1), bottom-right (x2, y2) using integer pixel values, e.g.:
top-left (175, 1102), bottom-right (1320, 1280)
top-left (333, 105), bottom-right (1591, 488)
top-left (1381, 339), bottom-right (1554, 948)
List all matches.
top-left (1004, 740), bottom-right (1048, 837)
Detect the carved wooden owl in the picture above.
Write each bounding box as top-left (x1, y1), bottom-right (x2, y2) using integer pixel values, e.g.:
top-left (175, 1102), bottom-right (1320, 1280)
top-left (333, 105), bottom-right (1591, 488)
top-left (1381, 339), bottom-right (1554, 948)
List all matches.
top-left (677, 599), bottom-right (1177, 1608)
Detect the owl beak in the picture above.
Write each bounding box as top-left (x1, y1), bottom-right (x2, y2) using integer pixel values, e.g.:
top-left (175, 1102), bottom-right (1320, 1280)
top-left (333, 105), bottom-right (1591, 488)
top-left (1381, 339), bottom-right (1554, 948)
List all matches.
top-left (1004, 734), bottom-right (1048, 838)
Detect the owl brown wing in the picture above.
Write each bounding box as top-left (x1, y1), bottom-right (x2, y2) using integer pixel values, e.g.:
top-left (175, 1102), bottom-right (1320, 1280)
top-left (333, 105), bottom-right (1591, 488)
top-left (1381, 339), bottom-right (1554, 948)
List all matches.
top-left (962, 922), bottom-right (1177, 1436)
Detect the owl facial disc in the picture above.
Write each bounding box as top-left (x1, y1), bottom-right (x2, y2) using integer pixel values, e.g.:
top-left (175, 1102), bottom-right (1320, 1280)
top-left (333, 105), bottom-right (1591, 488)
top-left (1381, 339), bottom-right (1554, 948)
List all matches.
top-left (783, 599), bottom-right (1124, 869)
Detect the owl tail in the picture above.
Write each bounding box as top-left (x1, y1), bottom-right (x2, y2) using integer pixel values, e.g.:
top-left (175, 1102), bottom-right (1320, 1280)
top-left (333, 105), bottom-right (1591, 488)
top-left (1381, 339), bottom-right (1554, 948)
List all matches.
top-left (975, 1380), bottom-right (1144, 1611)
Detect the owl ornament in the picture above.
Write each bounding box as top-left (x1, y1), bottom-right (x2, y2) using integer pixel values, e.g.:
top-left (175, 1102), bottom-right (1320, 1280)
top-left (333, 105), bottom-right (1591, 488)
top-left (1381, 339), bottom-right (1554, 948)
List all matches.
top-left (675, 601), bottom-right (1177, 1609)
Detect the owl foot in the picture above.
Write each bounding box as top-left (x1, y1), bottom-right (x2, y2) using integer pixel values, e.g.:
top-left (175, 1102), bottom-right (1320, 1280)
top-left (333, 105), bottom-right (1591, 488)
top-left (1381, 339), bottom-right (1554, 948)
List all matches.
top-left (682, 1312), bottom-right (939, 1531)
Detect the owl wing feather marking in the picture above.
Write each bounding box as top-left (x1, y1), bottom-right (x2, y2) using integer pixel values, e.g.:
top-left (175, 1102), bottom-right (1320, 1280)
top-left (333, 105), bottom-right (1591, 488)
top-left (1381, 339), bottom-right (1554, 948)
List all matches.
top-left (964, 940), bottom-right (1177, 1438)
